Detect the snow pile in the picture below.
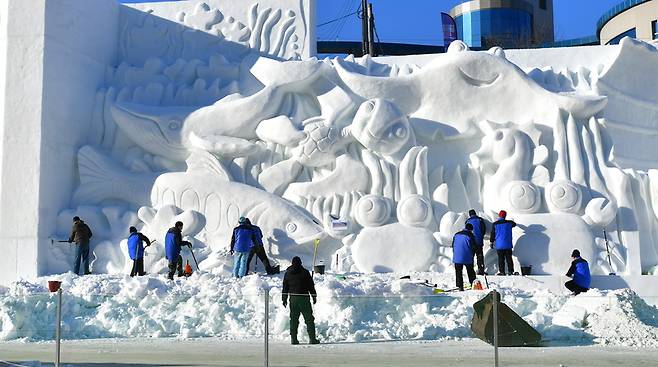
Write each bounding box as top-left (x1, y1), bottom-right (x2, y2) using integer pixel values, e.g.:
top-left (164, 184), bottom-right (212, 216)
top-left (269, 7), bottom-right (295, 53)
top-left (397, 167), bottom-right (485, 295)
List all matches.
top-left (1, 272), bottom-right (658, 347)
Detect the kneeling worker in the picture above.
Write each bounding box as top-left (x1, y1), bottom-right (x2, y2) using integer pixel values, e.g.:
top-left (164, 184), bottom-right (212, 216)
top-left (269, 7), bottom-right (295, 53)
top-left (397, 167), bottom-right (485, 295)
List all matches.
top-left (282, 256), bottom-right (320, 345)
top-left (565, 249), bottom-right (590, 295)
top-left (452, 223), bottom-right (477, 291)
top-left (127, 226), bottom-right (151, 277)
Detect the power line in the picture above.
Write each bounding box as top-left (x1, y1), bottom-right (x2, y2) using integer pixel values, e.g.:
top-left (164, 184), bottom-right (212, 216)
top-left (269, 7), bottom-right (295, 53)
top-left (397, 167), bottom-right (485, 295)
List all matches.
top-left (373, 21), bottom-right (385, 56)
top-left (332, 0), bottom-right (360, 40)
top-left (327, 0), bottom-right (351, 38)
top-left (317, 5), bottom-right (360, 28)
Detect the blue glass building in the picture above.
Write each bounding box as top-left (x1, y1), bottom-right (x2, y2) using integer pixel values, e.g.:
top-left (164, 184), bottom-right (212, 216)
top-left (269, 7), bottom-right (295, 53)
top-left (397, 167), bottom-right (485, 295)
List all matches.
top-left (449, 0), bottom-right (554, 49)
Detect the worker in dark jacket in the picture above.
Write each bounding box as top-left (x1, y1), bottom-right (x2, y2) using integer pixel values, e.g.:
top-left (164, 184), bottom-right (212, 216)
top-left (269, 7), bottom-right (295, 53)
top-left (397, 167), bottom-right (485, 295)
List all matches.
top-left (165, 221), bottom-right (191, 280)
top-left (244, 218), bottom-right (279, 275)
top-left (68, 216), bottom-right (93, 275)
top-left (230, 217), bottom-right (258, 278)
top-left (490, 210), bottom-right (517, 275)
top-left (282, 256), bottom-right (320, 345)
top-left (127, 226), bottom-right (151, 277)
top-left (452, 223), bottom-right (478, 291)
top-left (465, 209), bottom-right (487, 275)
top-left (565, 249), bottom-right (591, 295)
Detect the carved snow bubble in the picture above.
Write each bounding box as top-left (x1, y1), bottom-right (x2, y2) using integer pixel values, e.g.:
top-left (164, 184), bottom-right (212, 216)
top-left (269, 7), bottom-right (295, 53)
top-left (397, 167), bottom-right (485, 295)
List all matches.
top-left (546, 180), bottom-right (583, 213)
top-left (355, 195), bottom-right (390, 227)
top-left (506, 181), bottom-right (540, 213)
top-left (397, 195), bottom-right (433, 227)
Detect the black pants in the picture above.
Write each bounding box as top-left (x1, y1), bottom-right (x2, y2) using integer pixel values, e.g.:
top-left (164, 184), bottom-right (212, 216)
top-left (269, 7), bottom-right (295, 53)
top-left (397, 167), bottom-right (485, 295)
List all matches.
top-left (497, 249), bottom-right (514, 275)
top-left (475, 247), bottom-right (485, 275)
top-left (130, 258), bottom-right (145, 277)
top-left (455, 263), bottom-right (476, 291)
top-left (565, 280), bottom-right (589, 295)
top-left (167, 255), bottom-right (183, 280)
top-left (289, 295), bottom-right (316, 342)
top-left (247, 245), bottom-right (273, 274)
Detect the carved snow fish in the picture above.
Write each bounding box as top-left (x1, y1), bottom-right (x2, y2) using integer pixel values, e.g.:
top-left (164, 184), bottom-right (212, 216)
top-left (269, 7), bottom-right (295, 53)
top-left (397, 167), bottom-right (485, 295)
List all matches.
top-left (110, 55), bottom-right (325, 161)
top-left (334, 47), bottom-right (608, 135)
top-left (151, 150), bottom-right (325, 250)
top-left (73, 146), bottom-right (325, 250)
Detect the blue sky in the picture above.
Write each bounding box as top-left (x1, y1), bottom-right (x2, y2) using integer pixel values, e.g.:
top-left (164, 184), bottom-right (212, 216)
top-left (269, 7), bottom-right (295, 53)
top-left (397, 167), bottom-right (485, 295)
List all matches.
top-left (123, 0), bottom-right (625, 44)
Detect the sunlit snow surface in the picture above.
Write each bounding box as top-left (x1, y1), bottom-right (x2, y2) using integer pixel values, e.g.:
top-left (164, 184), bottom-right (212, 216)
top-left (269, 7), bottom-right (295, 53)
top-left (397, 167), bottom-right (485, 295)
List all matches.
top-left (1, 272), bottom-right (657, 347)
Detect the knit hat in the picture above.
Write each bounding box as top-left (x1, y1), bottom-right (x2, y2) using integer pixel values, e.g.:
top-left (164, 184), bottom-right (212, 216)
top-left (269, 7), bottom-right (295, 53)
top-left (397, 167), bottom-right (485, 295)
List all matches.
top-left (571, 249), bottom-right (580, 258)
top-left (499, 210), bottom-right (507, 218)
top-left (238, 216), bottom-right (247, 224)
top-left (468, 209), bottom-right (476, 216)
top-left (292, 256), bottom-right (302, 265)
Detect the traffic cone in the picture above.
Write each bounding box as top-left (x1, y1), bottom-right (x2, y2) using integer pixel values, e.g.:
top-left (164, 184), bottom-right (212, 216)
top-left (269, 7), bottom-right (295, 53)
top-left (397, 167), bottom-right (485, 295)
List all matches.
top-left (184, 260), bottom-right (193, 277)
top-left (473, 280), bottom-right (483, 290)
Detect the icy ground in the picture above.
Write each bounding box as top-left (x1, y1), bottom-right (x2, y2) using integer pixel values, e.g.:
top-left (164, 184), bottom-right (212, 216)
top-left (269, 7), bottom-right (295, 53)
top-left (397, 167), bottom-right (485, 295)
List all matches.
top-left (1, 271), bottom-right (658, 348)
top-left (3, 339), bottom-right (658, 367)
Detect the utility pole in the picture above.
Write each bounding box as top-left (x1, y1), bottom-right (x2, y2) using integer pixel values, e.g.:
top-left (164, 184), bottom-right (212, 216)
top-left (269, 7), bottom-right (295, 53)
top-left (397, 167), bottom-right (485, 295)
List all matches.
top-left (360, 0), bottom-right (369, 56)
top-left (367, 2), bottom-right (376, 56)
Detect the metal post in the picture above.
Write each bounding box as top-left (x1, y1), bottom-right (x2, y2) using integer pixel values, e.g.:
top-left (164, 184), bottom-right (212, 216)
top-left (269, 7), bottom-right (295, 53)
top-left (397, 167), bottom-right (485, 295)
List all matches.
top-left (360, 0), bottom-right (369, 56)
top-left (264, 287), bottom-right (269, 367)
top-left (367, 3), bottom-right (375, 56)
top-left (55, 288), bottom-right (62, 367)
top-left (492, 290), bottom-right (499, 367)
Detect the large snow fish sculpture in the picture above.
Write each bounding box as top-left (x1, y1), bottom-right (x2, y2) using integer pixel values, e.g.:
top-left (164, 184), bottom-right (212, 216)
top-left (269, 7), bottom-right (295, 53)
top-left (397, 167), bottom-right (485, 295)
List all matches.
top-left (149, 150), bottom-right (325, 251)
top-left (110, 56), bottom-right (326, 161)
top-left (333, 45), bottom-right (607, 134)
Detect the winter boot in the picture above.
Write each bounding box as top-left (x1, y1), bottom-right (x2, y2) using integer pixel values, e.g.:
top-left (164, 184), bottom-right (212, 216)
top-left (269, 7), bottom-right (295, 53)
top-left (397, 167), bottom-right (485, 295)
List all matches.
top-left (308, 326), bottom-right (320, 344)
top-left (290, 335), bottom-right (299, 345)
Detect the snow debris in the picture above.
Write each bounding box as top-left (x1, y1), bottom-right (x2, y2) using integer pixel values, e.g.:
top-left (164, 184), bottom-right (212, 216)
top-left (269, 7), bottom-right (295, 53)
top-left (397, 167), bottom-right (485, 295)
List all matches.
top-left (0, 272), bottom-right (657, 347)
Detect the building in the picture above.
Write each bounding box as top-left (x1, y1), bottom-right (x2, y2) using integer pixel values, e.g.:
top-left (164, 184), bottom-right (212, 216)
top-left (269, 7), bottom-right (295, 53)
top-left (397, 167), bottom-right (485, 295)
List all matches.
top-left (449, 0), bottom-right (554, 49)
top-left (597, 0), bottom-right (658, 45)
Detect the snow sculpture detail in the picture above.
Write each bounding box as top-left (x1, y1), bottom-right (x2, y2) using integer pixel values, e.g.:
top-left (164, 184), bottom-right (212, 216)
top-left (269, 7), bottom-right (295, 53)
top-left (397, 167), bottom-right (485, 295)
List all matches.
top-left (51, 1), bottom-right (658, 277)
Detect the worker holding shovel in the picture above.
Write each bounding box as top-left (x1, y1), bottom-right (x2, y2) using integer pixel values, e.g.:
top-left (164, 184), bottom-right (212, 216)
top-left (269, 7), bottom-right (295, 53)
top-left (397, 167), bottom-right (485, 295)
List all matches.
top-left (68, 216), bottom-right (93, 276)
top-left (127, 226), bottom-right (152, 277)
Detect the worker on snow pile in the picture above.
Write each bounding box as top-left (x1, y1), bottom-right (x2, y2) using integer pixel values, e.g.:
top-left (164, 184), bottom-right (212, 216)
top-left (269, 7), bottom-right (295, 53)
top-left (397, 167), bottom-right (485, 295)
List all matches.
top-left (127, 226), bottom-right (151, 277)
top-left (230, 216), bottom-right (258, 278)
top-left (165, 221), bottom-right (191, 280)
top-left (244, 218), bottom-right (280, 275)
top-left (68, 216), bottom-right (93, 276)
top-left (565, 249), bottom-right (591, 295)
top-left (490, 210), bottom-right (518, 276)
top-left (465, 209), bottom-right (487, 275)
top-left (282, 256), bottom-right (320, 345)
top-left (452, 223), bottom-right (478, 291)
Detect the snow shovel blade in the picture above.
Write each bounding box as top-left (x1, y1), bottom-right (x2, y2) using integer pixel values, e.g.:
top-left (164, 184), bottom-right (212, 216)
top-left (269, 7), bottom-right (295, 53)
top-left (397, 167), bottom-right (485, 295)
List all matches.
top-left (434, 287), bottom-right (459, 293)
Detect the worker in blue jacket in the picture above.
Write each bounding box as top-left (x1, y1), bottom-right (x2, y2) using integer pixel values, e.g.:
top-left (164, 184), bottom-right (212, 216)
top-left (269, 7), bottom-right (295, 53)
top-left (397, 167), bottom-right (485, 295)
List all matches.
top-left (452, 223), bottom-right (478, 291)
top-left (565, 249), bottom-right (591, 295)
top-left (165, 221), bottom-right (191, 280)
top-left (230, 216), bottom-right (259, 278)
top-left (127, 226), bottom-right (151, 277)
top-left (465, 209), bottom-right (487, 275)
top-left (489, 210), bottom-right (517, 275)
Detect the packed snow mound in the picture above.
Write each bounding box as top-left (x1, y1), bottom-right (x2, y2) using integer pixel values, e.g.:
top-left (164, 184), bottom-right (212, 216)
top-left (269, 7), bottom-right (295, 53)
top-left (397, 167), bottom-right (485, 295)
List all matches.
top-left (1, 273), bottom-right (658, 347)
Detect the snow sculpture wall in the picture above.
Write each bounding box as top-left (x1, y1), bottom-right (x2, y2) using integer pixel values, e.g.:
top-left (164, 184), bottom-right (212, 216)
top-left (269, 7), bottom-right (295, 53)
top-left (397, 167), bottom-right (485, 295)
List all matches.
top-left (3, 0), bottom-right (658, 285)
top-left (0, 0), bottom-right (119, 285)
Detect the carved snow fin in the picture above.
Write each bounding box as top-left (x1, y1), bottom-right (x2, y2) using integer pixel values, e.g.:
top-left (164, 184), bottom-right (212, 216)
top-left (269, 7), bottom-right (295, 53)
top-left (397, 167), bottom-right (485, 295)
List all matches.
top-left (186, 149), bottom-right (232, 181)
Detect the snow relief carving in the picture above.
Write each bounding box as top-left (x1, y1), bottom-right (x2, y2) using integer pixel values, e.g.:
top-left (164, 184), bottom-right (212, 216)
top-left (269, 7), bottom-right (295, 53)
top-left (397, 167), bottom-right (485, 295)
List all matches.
top-left (52, 3), bottom-right (658, 279)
